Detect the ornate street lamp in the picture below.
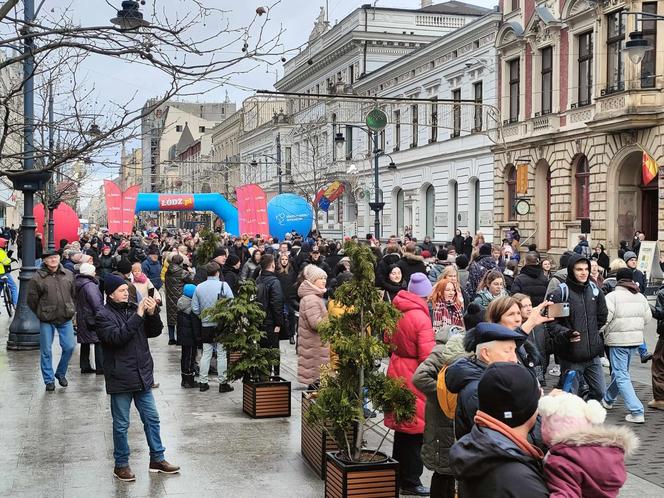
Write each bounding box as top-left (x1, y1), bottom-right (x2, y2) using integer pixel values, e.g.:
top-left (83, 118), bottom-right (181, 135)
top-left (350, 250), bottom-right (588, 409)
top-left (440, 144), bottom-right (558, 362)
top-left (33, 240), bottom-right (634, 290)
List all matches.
top-left (111, 1), bottom-right (150, 30)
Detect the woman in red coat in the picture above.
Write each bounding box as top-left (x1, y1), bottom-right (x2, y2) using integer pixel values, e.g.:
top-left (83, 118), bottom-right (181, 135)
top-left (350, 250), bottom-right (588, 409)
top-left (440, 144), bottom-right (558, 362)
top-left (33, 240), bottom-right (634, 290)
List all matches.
top-left (385, 272), bottom-right (436, 496)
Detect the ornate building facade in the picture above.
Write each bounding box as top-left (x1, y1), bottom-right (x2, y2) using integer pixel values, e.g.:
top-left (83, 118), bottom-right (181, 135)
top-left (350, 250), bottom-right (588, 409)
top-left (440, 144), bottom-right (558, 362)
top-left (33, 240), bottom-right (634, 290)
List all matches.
top-left (493, 0), bottom-right (664, 258)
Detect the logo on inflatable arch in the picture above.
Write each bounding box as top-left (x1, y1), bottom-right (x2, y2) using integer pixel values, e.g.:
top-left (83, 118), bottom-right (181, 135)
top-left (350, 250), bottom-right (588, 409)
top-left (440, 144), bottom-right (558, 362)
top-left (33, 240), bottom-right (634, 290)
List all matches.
top-left (267, 193), bottom-right (314, 240)
top-left (159, 195), bottom-right (194, 211)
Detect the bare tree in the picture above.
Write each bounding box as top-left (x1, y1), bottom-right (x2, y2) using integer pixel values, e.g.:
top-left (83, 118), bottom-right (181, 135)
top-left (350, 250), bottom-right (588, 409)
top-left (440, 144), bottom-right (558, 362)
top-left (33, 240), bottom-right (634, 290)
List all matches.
top-left (0, 1), bottom-right (288, 177)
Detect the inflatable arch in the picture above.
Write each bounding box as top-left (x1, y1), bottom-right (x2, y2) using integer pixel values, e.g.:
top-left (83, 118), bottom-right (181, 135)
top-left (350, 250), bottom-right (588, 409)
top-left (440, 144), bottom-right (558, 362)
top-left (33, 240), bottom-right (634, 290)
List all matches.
top-left (135, 193), bottom-right (240, 236)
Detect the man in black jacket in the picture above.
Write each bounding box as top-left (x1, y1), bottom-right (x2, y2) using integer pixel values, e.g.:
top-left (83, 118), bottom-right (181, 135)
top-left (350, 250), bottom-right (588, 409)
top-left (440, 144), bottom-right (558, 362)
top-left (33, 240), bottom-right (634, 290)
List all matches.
top-left (548, 254), bottom-right (608, 401)
top-left (511, 252), bottom-right (549, 306)
top-left (450, 362), bottom-right (547, 498)
top-left (256, 254), bottom-right (285, 376)
top-left (96, 274), bottom-right (179, 482)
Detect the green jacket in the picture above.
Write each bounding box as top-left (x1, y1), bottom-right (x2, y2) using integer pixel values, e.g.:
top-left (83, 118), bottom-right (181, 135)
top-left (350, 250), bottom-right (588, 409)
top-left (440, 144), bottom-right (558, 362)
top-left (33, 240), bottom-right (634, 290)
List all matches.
top-left (27, 265), bottom-right (76, 324)
top-left (412, 326), bottom-right (470, 475)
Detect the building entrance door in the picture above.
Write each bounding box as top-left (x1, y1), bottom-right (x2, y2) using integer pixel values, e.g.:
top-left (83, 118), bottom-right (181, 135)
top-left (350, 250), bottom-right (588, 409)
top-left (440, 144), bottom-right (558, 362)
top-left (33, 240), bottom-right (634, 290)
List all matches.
top-left (641, 178), bottom-right (658, 240)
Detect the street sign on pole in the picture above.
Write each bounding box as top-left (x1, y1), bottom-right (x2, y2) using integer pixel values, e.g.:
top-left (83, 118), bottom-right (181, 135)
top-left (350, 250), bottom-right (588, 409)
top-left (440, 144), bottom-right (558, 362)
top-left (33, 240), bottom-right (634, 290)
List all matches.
top-left (366, 108), bottom-right (387, 132)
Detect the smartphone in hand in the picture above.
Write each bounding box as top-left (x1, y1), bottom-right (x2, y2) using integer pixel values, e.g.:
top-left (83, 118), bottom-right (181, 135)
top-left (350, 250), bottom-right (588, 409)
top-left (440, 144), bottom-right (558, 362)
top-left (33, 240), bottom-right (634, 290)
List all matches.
top-left (148, 288), bottom-right (155, 298)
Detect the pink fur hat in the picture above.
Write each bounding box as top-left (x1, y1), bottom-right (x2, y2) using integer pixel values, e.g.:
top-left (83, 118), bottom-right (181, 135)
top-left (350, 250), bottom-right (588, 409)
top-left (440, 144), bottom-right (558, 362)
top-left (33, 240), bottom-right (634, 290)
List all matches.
top-left (538, 391), bottom-right (606, 446)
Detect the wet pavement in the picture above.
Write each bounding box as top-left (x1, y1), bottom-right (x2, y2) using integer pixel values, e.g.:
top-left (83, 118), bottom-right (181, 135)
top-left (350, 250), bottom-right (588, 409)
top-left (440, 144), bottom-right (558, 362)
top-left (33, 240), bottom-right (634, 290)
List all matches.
top-left (0, 306), bottom-right (663, 497)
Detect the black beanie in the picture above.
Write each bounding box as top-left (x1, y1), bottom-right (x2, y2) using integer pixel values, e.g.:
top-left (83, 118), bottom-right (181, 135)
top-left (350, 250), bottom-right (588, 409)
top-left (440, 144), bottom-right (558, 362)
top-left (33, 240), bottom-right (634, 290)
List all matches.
top-left (463, 303), bottom-right (485, 332)
top-left (479, 243), bottom-right (492, 256)
top-left (226, 254), bottom-right (240, 267)
top-left (104, 274), bottom-right (127, 297)
top-left (116, 257), bottom-right (132, 275)
top-left (478, 362), bottom-right (540, 428)
top-left (616, 268), bottom-right (634, 282)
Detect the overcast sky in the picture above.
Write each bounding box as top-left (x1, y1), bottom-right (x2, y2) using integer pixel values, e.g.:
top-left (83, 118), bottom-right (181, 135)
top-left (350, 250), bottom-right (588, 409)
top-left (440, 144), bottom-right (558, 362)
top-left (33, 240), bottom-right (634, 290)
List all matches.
top-left (58, 0), bottom-right (497, 209)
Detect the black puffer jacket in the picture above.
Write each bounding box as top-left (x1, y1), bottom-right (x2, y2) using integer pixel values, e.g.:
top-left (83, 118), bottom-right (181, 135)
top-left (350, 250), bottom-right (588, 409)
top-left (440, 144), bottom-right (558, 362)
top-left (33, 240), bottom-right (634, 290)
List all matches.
top-left (397, 253), bottom-right (427, 285)
top-left (276, 266), bottom-right (298, 310)
top-left (652, 285), bottom-right (664, 336)
top-left (445, 355), bottom-right (486, 439)
top-left (450, 425), bottom-right (548, 498)
top-left (511, 265), bottom-right (549, 306)
top-left (96, 301), bottom-right (163, 394)
top-left (547, 254), bottom-right (608, 363)
top-left (256, 271), bottom-right (284, 328)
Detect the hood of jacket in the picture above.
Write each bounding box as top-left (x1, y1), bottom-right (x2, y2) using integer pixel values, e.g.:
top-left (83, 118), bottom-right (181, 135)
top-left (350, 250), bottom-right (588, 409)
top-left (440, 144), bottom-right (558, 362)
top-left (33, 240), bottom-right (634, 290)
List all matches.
top-left (617, 280), bottom-right (640, 294)
top-left (445, 356), bottom-right (485, 394)
top-left (382, 253), bottom-right (401, 266)
top-left (566, 254), bottom-right (591, 291)
top-left (450, 424), bottom-right (542, 478)
top-left (401, 252), bottom-right (425, 265)
top-left (75, 273), bottom-right (98, 290)
top-left (392, 289), bottom-right (429, 315)
top-left (549, 424), bottom-right (638, 457)
top-left (177, 295), bottom-right (192, 313)
top-left (520, 264), bottom-right (543, 279)
top-left (298, 279), bottom-right (326, 298)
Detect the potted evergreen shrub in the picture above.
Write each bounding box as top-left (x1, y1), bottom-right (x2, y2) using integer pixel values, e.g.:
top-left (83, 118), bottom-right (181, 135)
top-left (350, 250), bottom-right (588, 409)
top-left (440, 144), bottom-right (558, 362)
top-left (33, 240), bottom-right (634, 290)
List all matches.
top-left (306, 242), bottom-right (415, 497)
top-left (205, 280), bottom-right (291, 419)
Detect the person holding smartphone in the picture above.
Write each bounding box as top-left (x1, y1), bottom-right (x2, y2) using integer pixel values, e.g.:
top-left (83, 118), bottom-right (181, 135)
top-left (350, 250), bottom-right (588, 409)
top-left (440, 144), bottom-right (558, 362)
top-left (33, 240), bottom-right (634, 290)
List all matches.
top-left (546, 255), bottom-right (608, 401)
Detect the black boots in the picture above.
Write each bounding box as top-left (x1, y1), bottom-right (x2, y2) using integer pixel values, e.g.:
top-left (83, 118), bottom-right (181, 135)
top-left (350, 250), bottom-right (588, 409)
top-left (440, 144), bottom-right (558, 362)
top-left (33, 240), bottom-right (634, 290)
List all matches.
top-left (181, 373), bottom-right (198, 388)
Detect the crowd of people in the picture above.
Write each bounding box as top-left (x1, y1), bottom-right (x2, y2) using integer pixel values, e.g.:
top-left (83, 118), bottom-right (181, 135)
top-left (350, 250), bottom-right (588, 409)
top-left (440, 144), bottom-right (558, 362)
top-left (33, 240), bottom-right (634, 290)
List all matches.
top-left (17, 225), bottom-right (664, 495)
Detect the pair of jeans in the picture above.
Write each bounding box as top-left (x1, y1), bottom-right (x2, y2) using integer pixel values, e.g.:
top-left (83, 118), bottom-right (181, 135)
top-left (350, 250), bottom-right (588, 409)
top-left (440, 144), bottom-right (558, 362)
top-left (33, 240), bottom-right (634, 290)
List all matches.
top-left (199, 342), bottom-right (227, 384)
top-left (80, 343), bottom-right (104, 371)
top-left (39, 320), bottom-right (76, 385)
top-left (392, 431), bottom-right (424, 489)
top-left (181, 345), bottom-right (197, 375)
top-left (559, 356), bottom-right (606, 401)
top-left (604, 346), bottom-right (644, 415)
top-left (110, 389), bottom-right (165, 467)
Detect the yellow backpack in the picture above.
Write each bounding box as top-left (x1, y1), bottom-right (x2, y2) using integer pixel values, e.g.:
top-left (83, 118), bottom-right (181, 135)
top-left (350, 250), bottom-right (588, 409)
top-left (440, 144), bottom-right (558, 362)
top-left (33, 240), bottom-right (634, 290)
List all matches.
top-left (436, 365), bottom-right (458, 419)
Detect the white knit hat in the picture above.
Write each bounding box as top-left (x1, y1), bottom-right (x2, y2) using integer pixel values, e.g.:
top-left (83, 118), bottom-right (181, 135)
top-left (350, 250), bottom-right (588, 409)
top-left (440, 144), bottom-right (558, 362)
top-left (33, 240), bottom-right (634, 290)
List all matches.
top-left (304, 264), bottom-right (327, 283)
top-left (79, 263), bottom-right (96, 276)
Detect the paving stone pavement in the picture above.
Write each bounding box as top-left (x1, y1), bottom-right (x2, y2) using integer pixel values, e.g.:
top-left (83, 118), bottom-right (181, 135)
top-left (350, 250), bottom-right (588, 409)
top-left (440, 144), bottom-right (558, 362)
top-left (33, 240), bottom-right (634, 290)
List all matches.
top-left (0, 307), bottom-right (663, 497)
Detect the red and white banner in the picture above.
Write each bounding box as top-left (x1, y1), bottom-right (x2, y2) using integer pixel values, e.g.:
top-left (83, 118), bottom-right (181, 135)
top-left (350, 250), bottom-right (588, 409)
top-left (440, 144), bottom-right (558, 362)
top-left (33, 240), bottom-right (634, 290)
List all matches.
top-left (158, 194), bottom-right (194, 211)
top-left (104, 181), bottom-right (140, 234)
top-left (236, 184), bottom-right (269, 237)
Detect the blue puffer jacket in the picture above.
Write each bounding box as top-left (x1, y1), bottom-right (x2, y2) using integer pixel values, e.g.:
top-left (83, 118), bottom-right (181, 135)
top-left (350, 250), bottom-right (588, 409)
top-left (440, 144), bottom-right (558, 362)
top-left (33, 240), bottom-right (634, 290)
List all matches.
top-left (445, 356), bottom-right (486, 439)
top-left (96, 301), bottom-right (163, 394)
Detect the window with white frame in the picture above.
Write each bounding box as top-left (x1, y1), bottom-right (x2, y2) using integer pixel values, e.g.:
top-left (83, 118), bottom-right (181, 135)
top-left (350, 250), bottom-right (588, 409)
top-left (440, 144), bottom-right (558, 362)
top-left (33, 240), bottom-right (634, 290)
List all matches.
top-left (541, 47), bottom-right (553, 115)
top-left (509, 59), bottom-right (520, 122)
top-left (578, 31), bottom-right (593, 106)
top-left (606, 10), bottom-right (625, 93)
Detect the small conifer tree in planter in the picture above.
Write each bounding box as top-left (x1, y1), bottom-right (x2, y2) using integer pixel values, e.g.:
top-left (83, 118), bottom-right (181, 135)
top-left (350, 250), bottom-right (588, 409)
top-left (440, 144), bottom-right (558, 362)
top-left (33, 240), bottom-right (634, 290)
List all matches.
top-left (204, 280), bottom-right (291, 418)
top-left (194, 229), bottom-right (220, 267)
top-left (306, 242), bottom-right (415, 496)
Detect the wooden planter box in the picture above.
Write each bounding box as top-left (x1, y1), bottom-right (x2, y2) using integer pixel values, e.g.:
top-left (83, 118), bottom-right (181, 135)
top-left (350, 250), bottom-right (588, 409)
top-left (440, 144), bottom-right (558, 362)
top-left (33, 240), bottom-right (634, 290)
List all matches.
top-left (301, 392), bottom-right (357, 480)
top-left (325, 451), bottom-right (399, 498)
top-left (228, 350), bottom-right (242, 367)
top-left (242, 376), bottom-right (291, 419)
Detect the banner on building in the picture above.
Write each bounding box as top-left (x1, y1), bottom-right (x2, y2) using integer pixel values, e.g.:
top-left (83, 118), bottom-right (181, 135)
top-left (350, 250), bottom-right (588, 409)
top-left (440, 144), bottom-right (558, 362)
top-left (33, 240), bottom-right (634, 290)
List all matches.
top-left (516, 163), bottom-right (529, 194)
top-left (236, 184), bottom-right (269, 237)
top-left (315, 181), bottom-right (345, 212)
top-left (104, 181), bottom-right (140, 234)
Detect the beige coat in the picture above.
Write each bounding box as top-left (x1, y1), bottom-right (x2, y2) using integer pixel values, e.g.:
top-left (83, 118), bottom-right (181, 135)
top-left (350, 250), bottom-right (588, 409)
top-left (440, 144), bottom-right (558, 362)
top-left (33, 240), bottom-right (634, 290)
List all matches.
top-left (297, 280), bottom-right (329, 385)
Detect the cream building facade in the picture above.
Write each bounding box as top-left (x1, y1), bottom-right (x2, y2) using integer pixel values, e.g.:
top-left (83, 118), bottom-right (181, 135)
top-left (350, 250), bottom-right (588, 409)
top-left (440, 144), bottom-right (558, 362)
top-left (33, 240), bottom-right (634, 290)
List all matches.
top-left (493, 0), bottom-right (664, 259)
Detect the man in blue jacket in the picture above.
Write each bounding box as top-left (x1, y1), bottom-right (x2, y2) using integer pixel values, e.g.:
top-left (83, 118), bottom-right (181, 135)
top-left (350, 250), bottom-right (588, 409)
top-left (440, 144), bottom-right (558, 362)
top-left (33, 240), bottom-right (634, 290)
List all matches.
top-left (141, 245), bottom-right (163, 291)
top-left (97, 274), bottom-right (179, 482)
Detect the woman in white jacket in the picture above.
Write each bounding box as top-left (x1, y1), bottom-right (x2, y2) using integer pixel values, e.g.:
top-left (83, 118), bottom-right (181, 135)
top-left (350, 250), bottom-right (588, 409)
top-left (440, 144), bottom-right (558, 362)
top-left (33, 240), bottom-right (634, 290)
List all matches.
top-left (601, 268), bottom-right (652, 424)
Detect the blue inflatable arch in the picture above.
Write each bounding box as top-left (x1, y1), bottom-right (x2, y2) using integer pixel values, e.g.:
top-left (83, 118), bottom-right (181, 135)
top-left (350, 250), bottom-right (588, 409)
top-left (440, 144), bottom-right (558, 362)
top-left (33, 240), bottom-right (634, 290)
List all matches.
top-left (135, 193), bottom-right (239, 236)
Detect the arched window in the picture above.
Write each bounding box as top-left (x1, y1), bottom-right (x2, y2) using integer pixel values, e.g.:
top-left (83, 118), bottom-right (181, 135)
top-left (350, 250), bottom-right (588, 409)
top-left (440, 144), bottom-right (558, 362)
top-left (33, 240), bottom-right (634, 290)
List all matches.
top-left (505, 165), bottom-right (516, 220)
top-left (396, 188), bottom-right (405, 235)
top-left (575, 155), bottom-right (590, 219)
top-left (425, 185), bottom-right (435, 238)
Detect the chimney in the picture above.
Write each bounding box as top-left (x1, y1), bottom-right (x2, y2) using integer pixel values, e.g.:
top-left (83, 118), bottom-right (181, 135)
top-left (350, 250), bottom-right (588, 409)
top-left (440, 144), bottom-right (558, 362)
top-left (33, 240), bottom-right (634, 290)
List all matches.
top-left (421, 0), bottom-right (433, 7)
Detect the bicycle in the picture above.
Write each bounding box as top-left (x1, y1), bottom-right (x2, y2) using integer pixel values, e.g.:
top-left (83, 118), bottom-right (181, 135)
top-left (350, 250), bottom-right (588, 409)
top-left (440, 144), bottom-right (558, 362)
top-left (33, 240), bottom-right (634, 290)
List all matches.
top-left (0, 274), bottom-right (14, 317)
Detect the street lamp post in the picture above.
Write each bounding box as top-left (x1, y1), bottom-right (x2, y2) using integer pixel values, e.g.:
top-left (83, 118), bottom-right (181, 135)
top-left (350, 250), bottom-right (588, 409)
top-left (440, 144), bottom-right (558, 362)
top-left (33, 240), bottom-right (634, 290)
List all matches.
top-left (47, 83), bottom-right (57, 252)
top-left (368, 131), bottom-right (384, 240)
top-left (276, 133), bottom-right (283, 194)
top-left (7, 0), bottom-right (44, 349)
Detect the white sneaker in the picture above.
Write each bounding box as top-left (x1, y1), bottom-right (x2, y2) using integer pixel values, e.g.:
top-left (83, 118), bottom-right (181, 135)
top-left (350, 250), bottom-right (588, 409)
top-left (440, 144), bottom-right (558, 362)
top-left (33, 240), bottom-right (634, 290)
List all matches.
top-left (625, 414), bottom-right (645, 424)
top-left (601, 357), bottom-right (610, 368)
top-left (601, 399), bottom-right (614, 410)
